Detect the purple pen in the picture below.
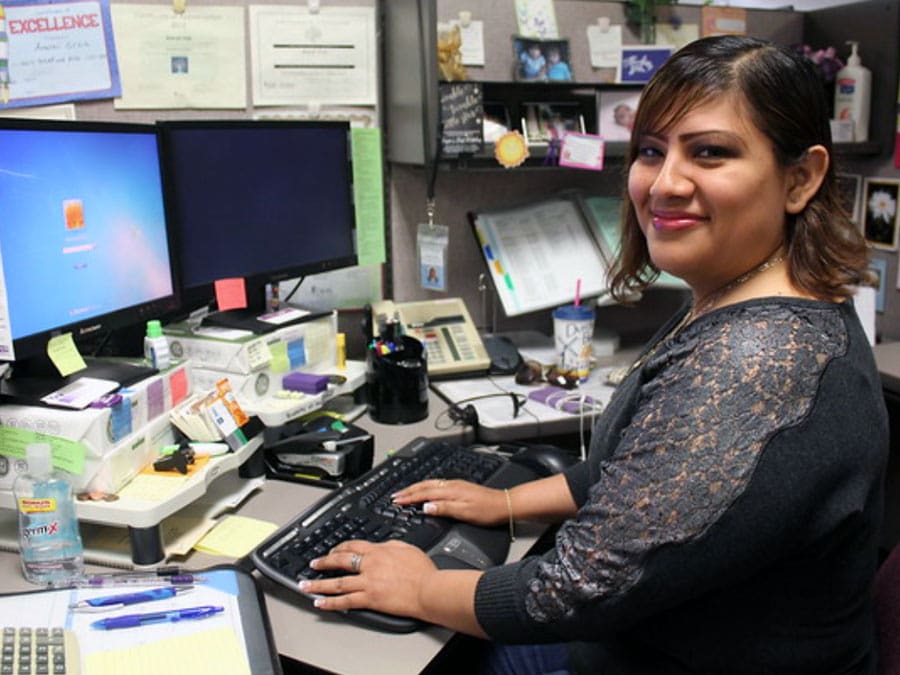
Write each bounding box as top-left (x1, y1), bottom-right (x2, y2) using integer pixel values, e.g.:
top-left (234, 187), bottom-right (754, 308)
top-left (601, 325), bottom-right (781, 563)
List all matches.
top-left (52, 574), bottom-right (205, 588)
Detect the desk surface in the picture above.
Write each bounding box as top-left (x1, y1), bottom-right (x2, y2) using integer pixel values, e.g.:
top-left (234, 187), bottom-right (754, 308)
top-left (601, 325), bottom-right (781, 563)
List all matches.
top-left (4, 342), bottom-right (897, 673)
top-left (0, 389), bottom-right (534, 675)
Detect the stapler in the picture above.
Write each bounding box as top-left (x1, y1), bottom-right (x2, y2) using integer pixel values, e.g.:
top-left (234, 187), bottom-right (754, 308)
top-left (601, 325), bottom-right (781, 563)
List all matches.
top-left (262, 421), bottom-right (374, 487)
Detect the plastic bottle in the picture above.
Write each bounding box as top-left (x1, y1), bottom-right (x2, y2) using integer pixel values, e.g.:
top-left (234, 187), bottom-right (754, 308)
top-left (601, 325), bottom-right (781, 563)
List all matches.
top-left (833, 40), bottom-right (871, 142)
top-left (13, 443), bottom-right (84, 585)
top-left (144, 319), bottom-right (171, 370)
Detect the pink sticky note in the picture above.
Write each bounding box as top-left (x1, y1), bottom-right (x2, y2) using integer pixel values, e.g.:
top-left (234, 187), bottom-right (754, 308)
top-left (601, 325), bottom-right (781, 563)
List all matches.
top-left (169, 366), bottom-right (189, 406)
top-left (214, 278), bottom-right (248, 311)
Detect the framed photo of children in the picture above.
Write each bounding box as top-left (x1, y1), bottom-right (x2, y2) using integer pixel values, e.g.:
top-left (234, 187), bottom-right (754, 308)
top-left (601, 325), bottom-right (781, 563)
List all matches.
top-left (598, 89), bottom-right (641, 142)
top-left (862, 178), bottom-right (900, 250)
top-left (512, 37), bottom-right (573, 82)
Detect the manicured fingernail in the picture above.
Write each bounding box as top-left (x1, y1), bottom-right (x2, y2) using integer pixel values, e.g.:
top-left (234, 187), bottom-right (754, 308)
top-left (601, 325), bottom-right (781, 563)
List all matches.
top-left (299, 581), bottom-right (311, 591)
top-left (423, 502), bottom-right (436, 514)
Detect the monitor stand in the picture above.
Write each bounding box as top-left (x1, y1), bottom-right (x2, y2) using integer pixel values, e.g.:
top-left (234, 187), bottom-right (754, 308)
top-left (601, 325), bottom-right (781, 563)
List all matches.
top-left (0, 355), bottom-right (157, 407)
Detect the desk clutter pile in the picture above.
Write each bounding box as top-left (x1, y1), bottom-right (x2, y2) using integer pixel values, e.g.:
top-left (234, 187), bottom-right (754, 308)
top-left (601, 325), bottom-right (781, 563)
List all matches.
top-left (0, 310), bottom-right (366, 566)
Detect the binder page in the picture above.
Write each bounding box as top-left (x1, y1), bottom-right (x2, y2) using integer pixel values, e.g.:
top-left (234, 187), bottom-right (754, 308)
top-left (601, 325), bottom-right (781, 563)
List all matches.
top-left (472, 197), bottom-right (608, 316)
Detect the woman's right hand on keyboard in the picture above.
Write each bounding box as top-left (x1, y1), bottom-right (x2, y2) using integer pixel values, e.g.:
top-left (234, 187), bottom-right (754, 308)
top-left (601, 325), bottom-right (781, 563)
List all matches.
top-left (392, 479), bottom-right (508, 527)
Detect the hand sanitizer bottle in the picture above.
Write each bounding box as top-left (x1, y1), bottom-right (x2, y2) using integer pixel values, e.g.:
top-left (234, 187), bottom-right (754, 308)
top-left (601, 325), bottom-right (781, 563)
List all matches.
top-left (144, 319), bottom-right (171, 370)
top-left (14, 443), bottom-right (84, 585)
top-left (833, 40), bottom-right (871, 142)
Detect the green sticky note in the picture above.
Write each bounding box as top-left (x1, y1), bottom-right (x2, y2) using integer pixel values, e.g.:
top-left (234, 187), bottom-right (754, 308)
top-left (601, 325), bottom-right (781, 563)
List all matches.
top-left (350, 127), bottom-right (386, 266)
top-left (268, 341), bottom-right (290, 374)
top-left (0, 427), bottom-right (87, 476)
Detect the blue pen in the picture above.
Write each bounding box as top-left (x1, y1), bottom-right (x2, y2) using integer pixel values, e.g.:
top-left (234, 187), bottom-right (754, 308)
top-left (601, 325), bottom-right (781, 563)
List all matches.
top-left (90, 605), bottom-right (224, 630)
top-left (70, 586), bottom-right (193, 611)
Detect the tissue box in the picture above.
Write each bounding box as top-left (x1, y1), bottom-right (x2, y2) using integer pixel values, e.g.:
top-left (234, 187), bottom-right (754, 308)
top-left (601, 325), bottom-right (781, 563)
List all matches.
top-left (164, 311), bottom-right (337, 374)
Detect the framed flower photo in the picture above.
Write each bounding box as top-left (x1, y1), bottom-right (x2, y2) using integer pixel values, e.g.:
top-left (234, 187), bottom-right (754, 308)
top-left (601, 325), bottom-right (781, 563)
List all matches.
top-left (862, 178), bottom-right (900, 250)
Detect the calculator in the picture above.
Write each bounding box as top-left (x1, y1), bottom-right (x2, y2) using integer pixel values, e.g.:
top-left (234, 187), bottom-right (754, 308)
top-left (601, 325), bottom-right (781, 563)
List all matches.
top-left (1, 626), bottom-right (80, 675)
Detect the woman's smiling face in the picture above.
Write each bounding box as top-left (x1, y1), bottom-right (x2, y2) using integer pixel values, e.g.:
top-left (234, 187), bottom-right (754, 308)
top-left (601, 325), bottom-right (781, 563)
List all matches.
top-left (627, 95), bottom-right (794, 296)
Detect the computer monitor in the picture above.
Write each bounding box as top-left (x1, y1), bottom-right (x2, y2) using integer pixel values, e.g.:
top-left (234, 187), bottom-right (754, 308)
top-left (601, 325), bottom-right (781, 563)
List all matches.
top-left (0, 118), bottom-right (179, 400)
top-left (158, 120), bottom-right (358, 332)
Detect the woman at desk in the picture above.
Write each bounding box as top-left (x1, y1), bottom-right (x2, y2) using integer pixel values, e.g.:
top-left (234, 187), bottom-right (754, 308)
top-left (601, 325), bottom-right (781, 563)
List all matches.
top-left (304, 35), bottom-right (888, 674)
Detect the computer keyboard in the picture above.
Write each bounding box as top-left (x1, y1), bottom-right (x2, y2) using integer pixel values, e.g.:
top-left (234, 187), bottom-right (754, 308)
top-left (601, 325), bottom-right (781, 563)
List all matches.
top-left (251, 436), bottom-right (544, 633)
top-left (1, 626), bottom-right (80, 675)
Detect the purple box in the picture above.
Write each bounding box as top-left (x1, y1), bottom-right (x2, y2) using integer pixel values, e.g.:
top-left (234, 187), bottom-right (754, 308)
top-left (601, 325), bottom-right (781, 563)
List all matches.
top-left (282, 372), bottom-right (329, 394)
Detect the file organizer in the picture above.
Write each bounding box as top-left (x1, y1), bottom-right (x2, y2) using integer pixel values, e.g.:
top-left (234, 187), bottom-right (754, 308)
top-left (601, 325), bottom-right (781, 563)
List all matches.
top-left (0, 434), bottom-right (263, 566)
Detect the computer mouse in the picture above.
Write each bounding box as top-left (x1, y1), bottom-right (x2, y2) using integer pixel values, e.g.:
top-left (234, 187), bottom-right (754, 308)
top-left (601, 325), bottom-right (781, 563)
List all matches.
top-left (509, 443), bottom-right (579, 477)
top-left (483, 335), bottom-right (523, 375)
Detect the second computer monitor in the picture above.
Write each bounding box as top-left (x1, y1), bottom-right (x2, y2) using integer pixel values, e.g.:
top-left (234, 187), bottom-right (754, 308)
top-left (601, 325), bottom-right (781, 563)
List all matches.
top-left (159, 119), bottom-right (358, 320)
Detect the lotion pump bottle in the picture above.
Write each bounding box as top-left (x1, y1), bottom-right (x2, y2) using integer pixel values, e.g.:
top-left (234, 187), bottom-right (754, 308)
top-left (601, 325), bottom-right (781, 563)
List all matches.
top-left (833, 40), bottom-right (871, 142)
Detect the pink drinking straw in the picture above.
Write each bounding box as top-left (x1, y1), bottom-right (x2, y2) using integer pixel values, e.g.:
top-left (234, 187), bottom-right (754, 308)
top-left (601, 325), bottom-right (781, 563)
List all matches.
top-left (574, 278), bottom-right (582, 307)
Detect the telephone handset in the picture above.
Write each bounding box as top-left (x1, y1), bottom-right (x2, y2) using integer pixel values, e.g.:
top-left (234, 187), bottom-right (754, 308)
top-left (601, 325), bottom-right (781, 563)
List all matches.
top-left (370, 298), bottom-right (491, 378)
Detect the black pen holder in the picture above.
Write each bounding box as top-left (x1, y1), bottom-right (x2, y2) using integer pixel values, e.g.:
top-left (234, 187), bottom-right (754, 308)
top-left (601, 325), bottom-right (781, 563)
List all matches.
top-left (366, 335), bottom-right (429, 424)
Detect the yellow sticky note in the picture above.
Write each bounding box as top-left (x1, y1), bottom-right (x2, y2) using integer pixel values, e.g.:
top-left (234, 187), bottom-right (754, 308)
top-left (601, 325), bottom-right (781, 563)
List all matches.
top-left (194, 515), bottom-right (278, 558)
top-left (46, 333), bottom-right (86, 377)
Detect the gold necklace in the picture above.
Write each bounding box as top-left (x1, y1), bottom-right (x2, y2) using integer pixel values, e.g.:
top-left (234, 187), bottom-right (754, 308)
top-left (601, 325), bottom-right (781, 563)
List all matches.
top-left (689, 251), bottom-right (786, 321)
top-left (606, 250), bottom-right (786, 386)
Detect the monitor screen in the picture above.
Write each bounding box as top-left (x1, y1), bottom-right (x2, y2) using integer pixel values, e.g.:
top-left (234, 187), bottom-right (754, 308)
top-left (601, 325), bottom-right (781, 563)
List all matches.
top-left (0, 119), bottom-right (178, 365)
top-left (158, 120), bottom-right (358, 317)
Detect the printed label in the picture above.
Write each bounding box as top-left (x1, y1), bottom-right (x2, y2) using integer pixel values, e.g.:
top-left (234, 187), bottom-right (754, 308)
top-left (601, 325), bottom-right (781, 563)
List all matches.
top-left (18, 498), bottom-right (56, 514)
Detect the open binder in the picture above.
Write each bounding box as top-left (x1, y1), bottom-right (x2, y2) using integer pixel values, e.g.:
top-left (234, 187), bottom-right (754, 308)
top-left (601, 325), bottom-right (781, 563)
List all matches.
top-left (468, 190), bottom-right (615, 317)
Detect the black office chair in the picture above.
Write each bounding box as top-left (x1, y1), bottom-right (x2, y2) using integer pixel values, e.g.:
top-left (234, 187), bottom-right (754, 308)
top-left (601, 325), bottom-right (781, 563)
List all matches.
top-left (876, 544), bottom-right (900, 674)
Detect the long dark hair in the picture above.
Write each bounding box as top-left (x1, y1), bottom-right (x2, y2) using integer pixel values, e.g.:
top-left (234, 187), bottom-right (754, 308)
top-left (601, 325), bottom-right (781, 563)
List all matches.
top-left (608, 35), bottom-right (871, 303)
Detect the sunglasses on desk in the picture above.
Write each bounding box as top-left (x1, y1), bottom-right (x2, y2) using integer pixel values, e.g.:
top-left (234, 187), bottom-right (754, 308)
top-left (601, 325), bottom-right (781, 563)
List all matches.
top-left (514, 360), bottom-right (581, 389)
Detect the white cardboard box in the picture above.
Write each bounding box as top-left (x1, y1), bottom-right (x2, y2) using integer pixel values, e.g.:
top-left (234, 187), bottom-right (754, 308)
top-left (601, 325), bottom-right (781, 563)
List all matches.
top-left (164, 312), bottom-right (338, 375)
top-left (0, 413), bottom-right (175, 495)
top-left (0, 360), bottom-right (192, 458)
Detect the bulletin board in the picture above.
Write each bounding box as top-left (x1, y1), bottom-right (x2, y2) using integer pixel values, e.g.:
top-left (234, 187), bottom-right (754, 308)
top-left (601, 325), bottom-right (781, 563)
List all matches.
top-left (0, 0), bottom-right (385, 312)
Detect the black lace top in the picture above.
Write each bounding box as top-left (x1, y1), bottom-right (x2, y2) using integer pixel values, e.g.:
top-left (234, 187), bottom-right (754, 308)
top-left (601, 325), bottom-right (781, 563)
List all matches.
top-left (476, 298), bottom-right (888, 674)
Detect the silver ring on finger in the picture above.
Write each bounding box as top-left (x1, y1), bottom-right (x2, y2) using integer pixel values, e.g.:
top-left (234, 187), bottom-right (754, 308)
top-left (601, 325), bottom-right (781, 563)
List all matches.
top-left (350, 552), bottom-right (363, 574)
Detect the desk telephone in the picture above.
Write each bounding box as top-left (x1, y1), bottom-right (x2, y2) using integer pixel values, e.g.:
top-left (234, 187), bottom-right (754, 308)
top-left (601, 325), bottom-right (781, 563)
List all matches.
top-left (371, 298), bottom-right (491, 378)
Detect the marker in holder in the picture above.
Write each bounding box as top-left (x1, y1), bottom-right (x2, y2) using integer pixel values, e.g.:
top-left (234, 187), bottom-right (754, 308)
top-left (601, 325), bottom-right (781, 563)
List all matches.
top-left (365, 335), bottom-right (429, 424)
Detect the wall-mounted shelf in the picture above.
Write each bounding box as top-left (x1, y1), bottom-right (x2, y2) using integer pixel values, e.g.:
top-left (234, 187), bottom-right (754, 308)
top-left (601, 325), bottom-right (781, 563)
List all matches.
top-left (833, 141), bottom-right (883, 157)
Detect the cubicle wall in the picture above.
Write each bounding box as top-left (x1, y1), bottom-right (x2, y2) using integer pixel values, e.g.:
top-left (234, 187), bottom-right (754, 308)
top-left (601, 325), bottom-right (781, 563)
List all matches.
top-left (384, 1), bottom-right (803, 340)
